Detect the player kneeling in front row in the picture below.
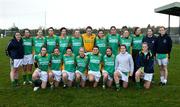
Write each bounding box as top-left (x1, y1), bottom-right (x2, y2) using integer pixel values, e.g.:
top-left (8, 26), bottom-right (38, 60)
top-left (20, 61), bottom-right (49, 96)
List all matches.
top-left (88, 46), bottom-right (102, 88)
top-left (75, 47), bottom-right (88, 88)
top-left (62, 47), bottom-right (76, 88)
top-left (135, 42), bottom-right (154, 89)
top-left (48, 48), bottom-right (62, 89)
top-left (102, 47), bottom-right (115, 89)
top-left (114, 45), bottom-right (134, 91)
top-left (32, 46), bottom-right (51, 91)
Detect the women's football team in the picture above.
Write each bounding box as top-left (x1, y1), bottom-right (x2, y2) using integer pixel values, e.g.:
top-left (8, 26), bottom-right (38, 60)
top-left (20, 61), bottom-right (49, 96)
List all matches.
top-left (7, 26), bottom-right (172, 91)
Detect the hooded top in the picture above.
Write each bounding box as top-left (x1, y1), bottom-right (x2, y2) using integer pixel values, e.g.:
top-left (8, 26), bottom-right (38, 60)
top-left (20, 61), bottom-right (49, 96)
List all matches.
top-left (115, 52), bottom-right (134, 73)
top-left (155, 33), bottom-right (172, 58)
top-left (7, 37), bottom-right (24, 59)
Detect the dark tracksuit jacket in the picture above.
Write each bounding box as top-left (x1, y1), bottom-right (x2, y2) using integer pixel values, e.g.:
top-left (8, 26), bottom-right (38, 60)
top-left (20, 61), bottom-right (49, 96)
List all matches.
top-left (7, 38), bottom-right (24, 60)
top-left (136, 51), bottom-right (154, 73)
top-left (154, 33), bottom-right (172, 59)
top-left (142, 35), bottom-right (157, 56)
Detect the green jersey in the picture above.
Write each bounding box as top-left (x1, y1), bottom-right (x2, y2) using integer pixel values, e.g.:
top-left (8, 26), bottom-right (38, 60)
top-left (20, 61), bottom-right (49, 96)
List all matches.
top-left (88, 53), bottom-right (102, 72)
top-left (132, 34), bottom-right (144, 50)
top-left (103, 54), bottom-right (115, 77)
top-left (51, 54), bottom-right (62, 71)
top-left (70, 37), bottom-right (83, 56)
top-left (106, 33), bottom-right (120, 56)
top-left (23, 37), bottom-right (33, 55)
top-left (35, 54), bottom-right (51, 72)
top-left (45, 35), bottom-right (58, 54)
top-left (58, 36), bottom-right (70, 55)
top-left (76, 55), bottom-right (89, 74)
top-left (95, 37), bottom-right (107, 56)
top-left (33, 37), bottom-right (45, 55)
top-left (120, 37), bottom-right (132, 53)
top-left (63, 54), bottom-right (75, 72)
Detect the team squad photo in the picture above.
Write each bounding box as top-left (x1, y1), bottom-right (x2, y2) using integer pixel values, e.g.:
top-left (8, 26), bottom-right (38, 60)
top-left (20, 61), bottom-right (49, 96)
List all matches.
top-left (6, 26), bottom-right (172, 91)
top-left (1, 1), bottom-right (180, 106)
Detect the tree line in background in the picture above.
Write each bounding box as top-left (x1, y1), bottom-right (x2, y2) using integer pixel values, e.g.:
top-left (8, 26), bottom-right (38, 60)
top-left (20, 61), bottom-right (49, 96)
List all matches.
top-left (0, 24), bottom-right (180, 36)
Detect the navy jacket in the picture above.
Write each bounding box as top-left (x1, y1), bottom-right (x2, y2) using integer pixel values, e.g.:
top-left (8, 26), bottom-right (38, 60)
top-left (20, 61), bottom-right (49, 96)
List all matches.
top-left (136, 51), bottom-right (154, 73)
top-left (7, 38), bottom-right (24, 59)
top-left (142, 35), bottom-right (157, 56)
top-left (155, 33), bottom-right (172, 58)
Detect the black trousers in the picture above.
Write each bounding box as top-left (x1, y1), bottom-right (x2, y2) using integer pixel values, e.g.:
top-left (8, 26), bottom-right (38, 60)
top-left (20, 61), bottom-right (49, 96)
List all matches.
top-left (131, 49), bottom-right (141, 82)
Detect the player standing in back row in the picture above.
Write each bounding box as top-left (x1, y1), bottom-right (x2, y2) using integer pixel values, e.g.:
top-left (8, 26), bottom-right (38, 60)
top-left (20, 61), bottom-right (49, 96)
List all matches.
top-left (106, 26), bottom-right (120, 56)
top-left (22, 29), bottom-right (33, 85)
top-left (45, 27), bottom-right (58, 54)
top-left (70, 29), bottom-right (83, 56)
top-left (131, 27), bottom-right (144, 81)
top-left (155, 26), bottom-right (172, 86)
top-left (82, 26), bottom-right (96, 54)
top-left (7, 31), bottom-right (24, 87)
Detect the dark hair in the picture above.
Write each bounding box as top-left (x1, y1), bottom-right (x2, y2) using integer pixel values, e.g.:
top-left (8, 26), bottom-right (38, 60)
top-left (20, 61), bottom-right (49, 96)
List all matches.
top-left (134, 27), bottom-right (140, 34)
top-left (23, 29), bottom-right (31, 34)
top-left (110, 26), bottom-right (116, 30)
top-left (41, 46), bottom-right (47, 50)
top-left (142, 42), bottom-right (148, 47)
top-left (123, 29), bottom-right (129, 34)
top-left (98, 29), bottom-right (104, 33)
top-left (122, 26), bottom-right (128, 30)
top-left (147, 28), bottom-right (154, 32)
top-left (66, 46), bottom-right (72, 51)
top-left (60, 27), bottom-right (67, 32)
top-left (73, 29), bottom-right (80, 33)
top-left (159, 26), bottom-right (166, 30)
top-left (53, 47), bottom-right (59, 51)
top-left (86, 26), bottom-right (92, 30)
top-left (93, 46), bottom-right (99, 49)
top-left (120, 44), bottom-right (127, 50)
top-left (13, 31), bottom-right (21, 38)
top-left (48, 27), bottom-right (54, 31)
top-left (106, 46), bottom-right (112, 51)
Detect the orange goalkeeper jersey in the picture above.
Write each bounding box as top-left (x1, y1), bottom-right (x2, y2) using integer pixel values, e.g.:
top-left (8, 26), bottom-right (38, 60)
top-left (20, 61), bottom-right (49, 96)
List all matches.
top-left (82, 33), bottom-right (96, 52)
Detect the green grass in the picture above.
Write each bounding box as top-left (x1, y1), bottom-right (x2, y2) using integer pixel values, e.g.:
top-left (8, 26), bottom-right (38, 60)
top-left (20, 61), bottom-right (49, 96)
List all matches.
top-left (0, 37), bottom-right (180, 107)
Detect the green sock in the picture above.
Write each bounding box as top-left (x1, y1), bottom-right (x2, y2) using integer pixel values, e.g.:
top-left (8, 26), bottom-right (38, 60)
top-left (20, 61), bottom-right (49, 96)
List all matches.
top-left (12, 81), bottom-right (16, 87)
top-left (27, 73), bottom-right (32, 81)
top-left (33, 79), bottom-right (42, 87)
top-left (103, 78), bottom-right (106, 85)
top-left (14, 79), bottom-right (18, 86)
top-left (115, 83), bottom-right (120, 89)
top-left (22, 74), bottom-right (27, 82)
top-left (136, 82), bottom-right (141, 89)
top-left (76, 80), bottom-right (80, 87)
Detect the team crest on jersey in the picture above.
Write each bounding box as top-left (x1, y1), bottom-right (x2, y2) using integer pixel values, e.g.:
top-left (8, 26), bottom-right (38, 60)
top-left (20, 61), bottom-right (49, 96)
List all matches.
top-left (152, 40), bottom-right (154, 44)
top-left (90, 37), bottom-right (94, 39)
top-left (163, 39), bottom-right (167, 43)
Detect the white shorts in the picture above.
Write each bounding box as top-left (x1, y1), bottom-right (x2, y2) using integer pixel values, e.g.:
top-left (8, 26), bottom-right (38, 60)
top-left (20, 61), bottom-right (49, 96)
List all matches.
top-left (88, 70), bottom-right (101, 82)
top-left (116, 70), bottom-right (129, 82)
top-left (35, 68), bottom-right (48, 82)
top-left (22, 54), bottom-right (33, 65)
top-left (10, 59), bottom-right (23, 68)
top-left (157, 58), bottom-right (168, 66)
top-left (62, 70), bottom-right (75, 81)
top-left (102, 70), bottom-right (113, 81)
top-left (52, 70), bottom-right (62, 82)
top-left (75, 70), bottom-right (87, 81)
top-left (143, 73), bottom-right (153, 82)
